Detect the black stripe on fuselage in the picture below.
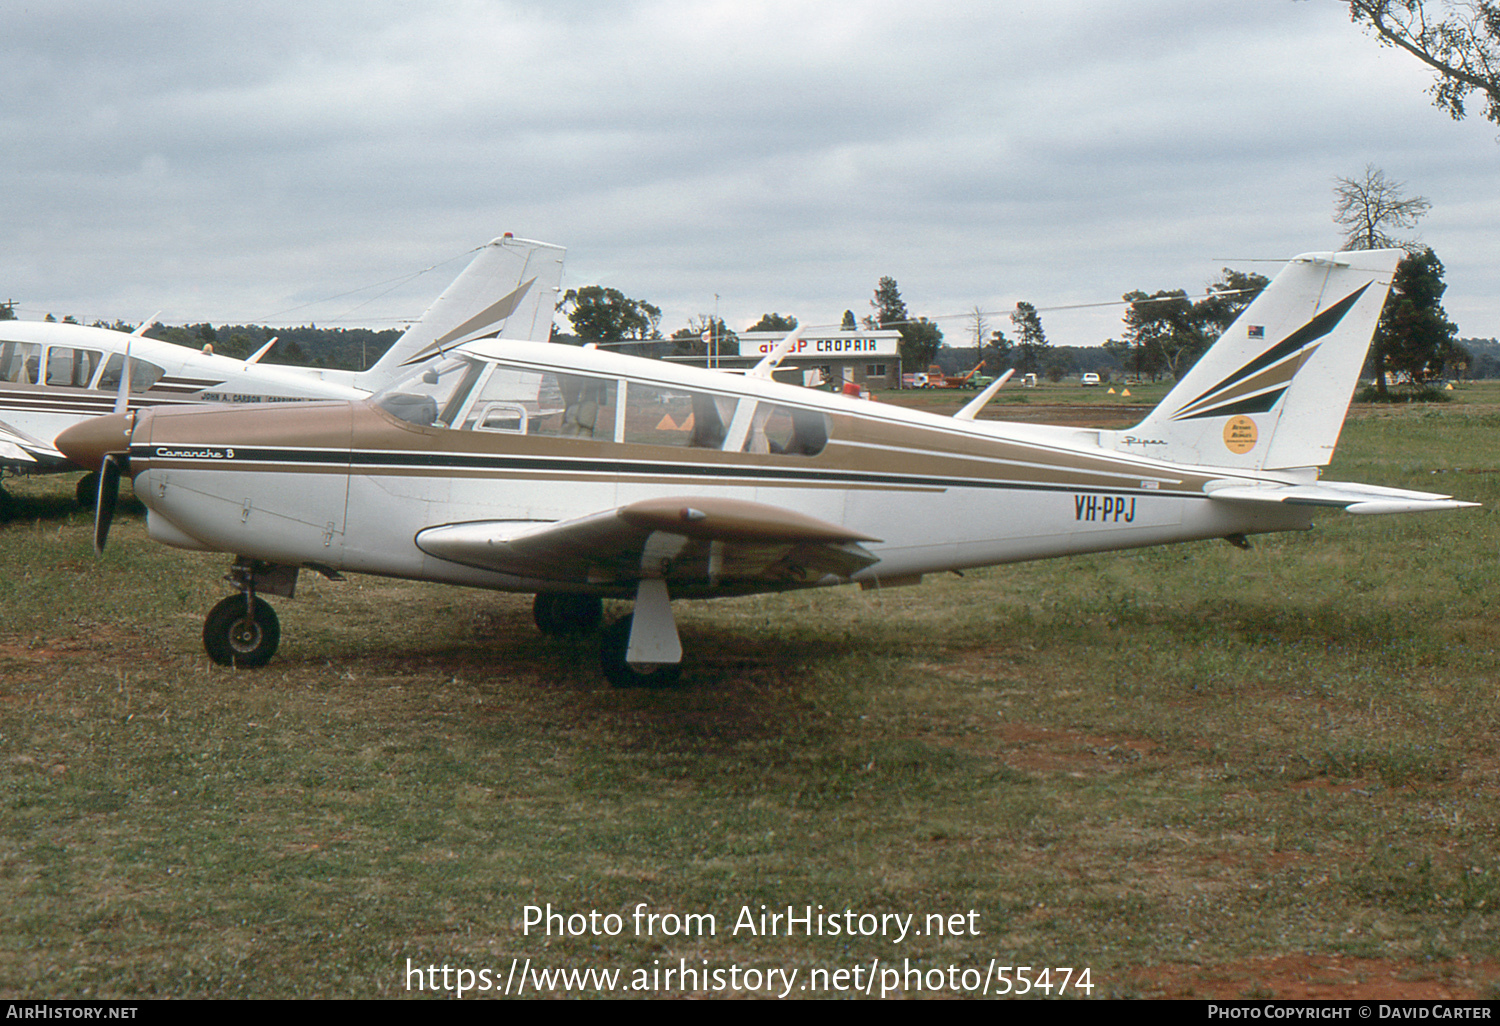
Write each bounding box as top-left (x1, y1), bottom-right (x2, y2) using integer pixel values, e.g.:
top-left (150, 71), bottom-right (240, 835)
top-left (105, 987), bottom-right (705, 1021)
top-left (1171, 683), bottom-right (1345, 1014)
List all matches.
top-left (129, 443), bottom-right (1202, 500)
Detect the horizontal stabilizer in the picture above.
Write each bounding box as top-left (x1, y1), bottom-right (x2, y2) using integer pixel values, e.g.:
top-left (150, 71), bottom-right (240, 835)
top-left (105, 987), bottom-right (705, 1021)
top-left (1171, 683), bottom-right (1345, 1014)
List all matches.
top-left (1206, 479), bottom-right (1479, 515)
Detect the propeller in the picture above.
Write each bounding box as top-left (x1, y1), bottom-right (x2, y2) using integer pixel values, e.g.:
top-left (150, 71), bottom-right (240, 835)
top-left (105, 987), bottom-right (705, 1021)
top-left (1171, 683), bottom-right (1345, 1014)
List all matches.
top-left (94, 452), bottom-right (124, 553)
top-left (92, 334), bottom-right (137, 550)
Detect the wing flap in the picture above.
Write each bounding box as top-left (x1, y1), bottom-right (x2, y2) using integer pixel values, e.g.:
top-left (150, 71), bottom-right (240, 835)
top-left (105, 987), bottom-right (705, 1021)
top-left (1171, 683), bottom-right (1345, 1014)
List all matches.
top-left (415, 495), bottom-right (881, 583)
top-left (1206, 479), bottom-right (1479, 515)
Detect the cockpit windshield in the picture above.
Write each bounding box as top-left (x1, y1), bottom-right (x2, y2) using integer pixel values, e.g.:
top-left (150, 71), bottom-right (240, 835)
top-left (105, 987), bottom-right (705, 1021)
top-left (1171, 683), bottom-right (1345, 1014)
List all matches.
top-left (372, 356), bottom-right (484, 427)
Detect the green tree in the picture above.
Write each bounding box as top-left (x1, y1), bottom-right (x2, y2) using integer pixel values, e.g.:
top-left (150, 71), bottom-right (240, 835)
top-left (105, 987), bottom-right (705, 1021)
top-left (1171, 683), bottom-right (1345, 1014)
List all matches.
top-left (0, 300), bottom-right (14, 321)
top-left (840, 310), bottom-right (857, 330)
top-left (562, 286), bottom-right (662, 348)
top-left (1120, 290), bottom-right (1200, 380)
top-left (867, 276), bottom-right (942, 368)
top-left (1369, 248), bottom-right (1461, 394)
top-left (869, 276), bottom-right (908, 329)
top-left (747, 313), bottom-right (798, 333)
top-left (1333, 165), bottom-right (1431, 250)
top-left (1010, 302), bottom-right (1050, 376)
top-left (224, 332), bottom-right (254, 360)
top-left (1193, 269), bottom-right (1270, 342)
top-left (984, 328), bottom-right (1013, 375)
top-left (901, 318), bottom-right (944, 369)
top-left (1342, 1), bottom-right (1500, 129)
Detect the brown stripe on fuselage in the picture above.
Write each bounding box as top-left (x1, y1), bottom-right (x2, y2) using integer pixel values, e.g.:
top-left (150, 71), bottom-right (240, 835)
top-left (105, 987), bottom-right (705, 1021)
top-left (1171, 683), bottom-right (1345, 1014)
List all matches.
top-left (132, 396), bottom-right (1222, 498)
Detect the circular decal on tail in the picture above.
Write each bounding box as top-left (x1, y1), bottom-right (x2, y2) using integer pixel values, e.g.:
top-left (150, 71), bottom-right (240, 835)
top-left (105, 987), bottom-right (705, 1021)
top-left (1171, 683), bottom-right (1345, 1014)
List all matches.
top-left (1223, 416), bottom-right (1258, 454)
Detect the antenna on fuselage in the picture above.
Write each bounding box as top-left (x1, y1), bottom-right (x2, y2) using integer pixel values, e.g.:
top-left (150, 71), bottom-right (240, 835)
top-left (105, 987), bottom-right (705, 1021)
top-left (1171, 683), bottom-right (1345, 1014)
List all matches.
top-left (749, 326), bottom-right (806, 379)
top-left (953, 369), bottom-right (1014, 421)
top-left (130, 313), bottom-right (161, 338)
top-left (246, 337), bottom-right (279, 364)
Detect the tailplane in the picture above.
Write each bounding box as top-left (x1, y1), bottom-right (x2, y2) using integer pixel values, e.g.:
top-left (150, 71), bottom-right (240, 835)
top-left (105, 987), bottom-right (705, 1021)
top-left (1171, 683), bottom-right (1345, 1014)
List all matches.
top-left (1107, 250), bottom-right (1401, 471)
top-left (353, 235), bottom-right (565, 390)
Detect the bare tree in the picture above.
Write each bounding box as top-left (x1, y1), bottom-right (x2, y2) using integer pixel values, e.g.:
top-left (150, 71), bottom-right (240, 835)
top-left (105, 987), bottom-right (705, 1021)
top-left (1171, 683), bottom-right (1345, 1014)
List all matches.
top-left (1343, 1), bottom-right (1500, 128)
top-left (1333, 165), bottom-right (1431, 250)
top-left (967, 306), bottom-right (989, 349)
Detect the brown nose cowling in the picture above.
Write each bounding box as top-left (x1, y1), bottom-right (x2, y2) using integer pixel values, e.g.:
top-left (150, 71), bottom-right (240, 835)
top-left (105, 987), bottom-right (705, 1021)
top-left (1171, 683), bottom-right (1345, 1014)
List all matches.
top-left (56, 412), bottom-right (134, 472)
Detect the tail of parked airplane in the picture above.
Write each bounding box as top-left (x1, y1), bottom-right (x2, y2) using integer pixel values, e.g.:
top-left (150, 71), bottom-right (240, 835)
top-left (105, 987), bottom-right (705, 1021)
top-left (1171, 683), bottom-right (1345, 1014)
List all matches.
top-left (1108, 250), bottom-right (1402, 472)
top-left (352, 235), bottom-right (565, 391)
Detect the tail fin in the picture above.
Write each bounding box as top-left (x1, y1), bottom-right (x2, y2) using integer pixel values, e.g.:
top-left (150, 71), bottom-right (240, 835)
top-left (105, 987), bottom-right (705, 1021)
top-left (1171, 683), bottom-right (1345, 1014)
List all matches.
top-left (1107, 249), bottom-right (1401, 471)
top-left (353, 235), bottom-right (565, 390)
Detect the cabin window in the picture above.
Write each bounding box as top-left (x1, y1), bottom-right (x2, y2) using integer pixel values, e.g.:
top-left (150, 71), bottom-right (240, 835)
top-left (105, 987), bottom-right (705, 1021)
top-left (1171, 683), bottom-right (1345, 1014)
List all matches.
top-left (96, 354), bottom-right (167, 393)
top-left (45, 347), bottom-right (104, 388)
top-left (458, 366), bottom-right (616, 440)
top-left (0, 341), bottom-right (41, 384)
top-left (740, 403), bottom-right (828, 457)
top-left (621, 384), bottom-right (738, 449)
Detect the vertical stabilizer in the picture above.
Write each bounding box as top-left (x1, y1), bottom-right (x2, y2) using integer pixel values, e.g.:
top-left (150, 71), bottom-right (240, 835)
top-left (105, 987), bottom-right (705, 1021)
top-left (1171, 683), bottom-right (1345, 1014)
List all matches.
top-left (353, 235), bottom-right (565, 390)
top-left (1106, 249), bottom-right (1401, 471)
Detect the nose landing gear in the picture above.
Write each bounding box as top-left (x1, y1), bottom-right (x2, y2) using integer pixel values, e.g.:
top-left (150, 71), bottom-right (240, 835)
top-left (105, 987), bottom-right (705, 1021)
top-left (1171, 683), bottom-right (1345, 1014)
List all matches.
top-left (203, 594), bottom-right (281, 668)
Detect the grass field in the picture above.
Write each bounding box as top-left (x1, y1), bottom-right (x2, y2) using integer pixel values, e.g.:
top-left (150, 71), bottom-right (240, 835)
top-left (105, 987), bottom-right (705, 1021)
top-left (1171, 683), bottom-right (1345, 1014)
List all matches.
top-left (1, 385), bottom-right (1498, 999)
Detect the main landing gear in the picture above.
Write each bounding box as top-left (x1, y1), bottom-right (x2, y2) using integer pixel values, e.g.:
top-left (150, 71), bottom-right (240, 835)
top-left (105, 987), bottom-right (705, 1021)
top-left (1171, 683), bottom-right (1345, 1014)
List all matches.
top-left (532, 585), bottom-right (684, 689)
top-left (598, 614), bottom-right (682, 689)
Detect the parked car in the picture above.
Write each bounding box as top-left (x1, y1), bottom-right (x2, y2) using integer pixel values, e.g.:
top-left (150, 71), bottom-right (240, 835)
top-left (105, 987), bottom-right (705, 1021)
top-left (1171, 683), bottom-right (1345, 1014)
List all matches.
top-left (1081, 373), bottom-right (1101, 387)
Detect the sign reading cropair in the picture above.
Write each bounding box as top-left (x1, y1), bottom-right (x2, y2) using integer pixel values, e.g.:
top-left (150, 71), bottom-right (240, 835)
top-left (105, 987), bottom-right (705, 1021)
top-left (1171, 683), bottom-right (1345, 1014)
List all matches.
top-left (1223, 416), bottom-right (1258, 455)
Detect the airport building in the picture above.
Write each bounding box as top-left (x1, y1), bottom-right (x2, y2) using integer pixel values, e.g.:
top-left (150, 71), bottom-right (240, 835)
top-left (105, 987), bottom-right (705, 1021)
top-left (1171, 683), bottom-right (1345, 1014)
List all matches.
top-left (666, 329), bottom-right (903, 389)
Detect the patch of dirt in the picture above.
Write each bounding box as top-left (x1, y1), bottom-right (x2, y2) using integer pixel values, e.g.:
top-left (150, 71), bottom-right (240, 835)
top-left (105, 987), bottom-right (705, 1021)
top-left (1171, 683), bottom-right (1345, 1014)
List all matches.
top-left (987, 722), bottom-right (1160, 775)
top-left (1126, 954), bottom-right (1500, 1000)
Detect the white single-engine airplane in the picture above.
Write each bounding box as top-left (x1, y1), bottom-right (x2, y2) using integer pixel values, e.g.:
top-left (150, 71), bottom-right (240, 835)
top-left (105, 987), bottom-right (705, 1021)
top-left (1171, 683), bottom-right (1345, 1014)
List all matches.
top-left (0, 234), bottom-right (563, 511)
top-left (58, 248), bottom-right (1474, 686)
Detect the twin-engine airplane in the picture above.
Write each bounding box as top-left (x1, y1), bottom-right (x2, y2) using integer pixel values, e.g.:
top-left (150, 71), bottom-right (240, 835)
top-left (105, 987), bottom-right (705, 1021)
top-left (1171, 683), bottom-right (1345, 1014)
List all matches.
top-left (0, 234), bottom-right (563, 512)
top-left (58, 248), bottom-right (1474, 686)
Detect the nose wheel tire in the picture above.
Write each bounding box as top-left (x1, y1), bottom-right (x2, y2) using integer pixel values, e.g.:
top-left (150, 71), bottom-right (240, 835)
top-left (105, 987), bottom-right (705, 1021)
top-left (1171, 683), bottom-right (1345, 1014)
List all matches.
top-left (599, 615), bottom-right (683, 689)
top-left (203, 595), bottom-right (281, 668)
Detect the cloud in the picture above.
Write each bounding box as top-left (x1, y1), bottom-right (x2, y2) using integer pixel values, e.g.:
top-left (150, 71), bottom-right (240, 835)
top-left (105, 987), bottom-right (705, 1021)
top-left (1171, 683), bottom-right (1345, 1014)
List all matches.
top-left (2, 0), bottom-right (1496, 344)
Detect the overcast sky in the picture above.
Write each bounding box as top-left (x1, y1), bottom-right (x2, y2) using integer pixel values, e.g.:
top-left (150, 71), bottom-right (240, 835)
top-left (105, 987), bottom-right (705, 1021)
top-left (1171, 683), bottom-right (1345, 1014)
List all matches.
top-left (5, 0), bottom-right (1497, 349)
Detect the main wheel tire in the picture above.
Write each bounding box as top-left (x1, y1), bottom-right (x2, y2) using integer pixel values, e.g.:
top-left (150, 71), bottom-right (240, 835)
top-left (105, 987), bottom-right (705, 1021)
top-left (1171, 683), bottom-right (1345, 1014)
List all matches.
top-left (599, 615), bottom-right (683, 689)
top-left (203, 595), bottom-right (281, 668)
top-left (533, 593), bottom-right (604, 635)
top-left (76, 472), bottom-right (101, 508)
